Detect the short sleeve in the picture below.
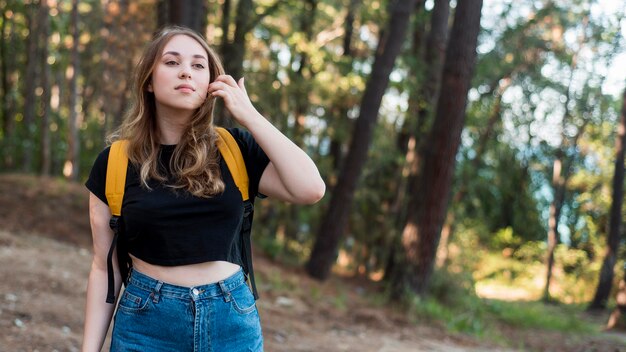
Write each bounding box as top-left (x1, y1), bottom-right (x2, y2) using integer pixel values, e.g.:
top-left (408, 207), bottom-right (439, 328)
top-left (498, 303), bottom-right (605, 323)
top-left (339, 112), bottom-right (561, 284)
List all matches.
top-left (85, 147), bottom-right (111, 205)
top-left (226, 128), bottom-right (270, 199)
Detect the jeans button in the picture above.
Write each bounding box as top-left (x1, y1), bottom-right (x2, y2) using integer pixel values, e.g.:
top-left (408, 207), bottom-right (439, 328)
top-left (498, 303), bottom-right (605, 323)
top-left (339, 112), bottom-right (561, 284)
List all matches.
top-left (192, 288), bottom-right (199, 296)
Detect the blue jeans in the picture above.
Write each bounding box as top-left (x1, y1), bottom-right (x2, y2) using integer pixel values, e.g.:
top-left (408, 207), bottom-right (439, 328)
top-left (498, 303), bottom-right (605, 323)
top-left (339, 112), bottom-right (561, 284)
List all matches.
top-left (111, 268), bottom-right (263, 351)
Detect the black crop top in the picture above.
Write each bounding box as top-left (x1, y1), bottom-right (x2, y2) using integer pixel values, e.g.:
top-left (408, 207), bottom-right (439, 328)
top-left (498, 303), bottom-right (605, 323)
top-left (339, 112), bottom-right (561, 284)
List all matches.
top-left (85, 128), bottom-right (270, 267)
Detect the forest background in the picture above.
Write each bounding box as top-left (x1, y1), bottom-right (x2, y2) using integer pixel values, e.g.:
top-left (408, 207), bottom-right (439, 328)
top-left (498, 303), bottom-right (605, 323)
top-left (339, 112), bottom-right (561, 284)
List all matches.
top-left (2, 0), bottom-right (626, 350)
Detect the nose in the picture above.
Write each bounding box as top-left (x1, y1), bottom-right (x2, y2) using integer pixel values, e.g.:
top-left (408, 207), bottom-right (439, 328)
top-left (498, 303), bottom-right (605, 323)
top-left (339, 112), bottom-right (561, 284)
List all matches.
top-left (179, 65), bottom-right (191, 79)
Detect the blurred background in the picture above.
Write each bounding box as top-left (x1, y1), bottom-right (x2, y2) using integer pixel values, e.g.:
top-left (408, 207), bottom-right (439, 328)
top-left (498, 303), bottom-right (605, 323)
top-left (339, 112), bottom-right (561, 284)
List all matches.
top-left (1, 0), bottom-right (626, 350)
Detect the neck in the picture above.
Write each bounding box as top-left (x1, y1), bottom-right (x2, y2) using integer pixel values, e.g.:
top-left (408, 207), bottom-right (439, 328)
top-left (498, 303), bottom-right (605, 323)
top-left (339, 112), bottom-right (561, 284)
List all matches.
top-left (155, 107), bottom-right (193, 145)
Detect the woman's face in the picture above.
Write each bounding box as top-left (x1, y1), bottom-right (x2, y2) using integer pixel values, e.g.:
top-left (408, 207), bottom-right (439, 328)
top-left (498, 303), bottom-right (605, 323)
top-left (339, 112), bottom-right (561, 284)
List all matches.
top-left (148, 34), bottom-right (211, 116)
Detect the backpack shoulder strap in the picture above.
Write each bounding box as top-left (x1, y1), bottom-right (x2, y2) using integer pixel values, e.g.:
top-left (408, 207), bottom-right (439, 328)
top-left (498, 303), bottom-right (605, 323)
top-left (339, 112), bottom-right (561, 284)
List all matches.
top-left (104, 139), bottom-right (129, 304)
top-left (215, 127), bottom-right (249, 201)
top-left (105, 140), bottom-right (129, 216)
top-left (215, 127), bottom-right (259, 300)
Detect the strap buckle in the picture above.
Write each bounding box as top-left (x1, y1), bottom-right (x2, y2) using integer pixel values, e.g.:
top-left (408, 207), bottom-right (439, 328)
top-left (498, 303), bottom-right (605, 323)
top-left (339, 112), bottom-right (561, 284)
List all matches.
top-left (109, 215), bottom-right (120, 232)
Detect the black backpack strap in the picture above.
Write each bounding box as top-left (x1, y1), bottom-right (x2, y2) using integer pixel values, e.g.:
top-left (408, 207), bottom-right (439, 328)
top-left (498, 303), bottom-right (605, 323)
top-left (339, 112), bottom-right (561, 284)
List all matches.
top-left (106, 216), bottom-right (131, 304)
top-left (241, 200), bottom-right (258, 300)
top-left (106, 216), bottom-right (121, 304)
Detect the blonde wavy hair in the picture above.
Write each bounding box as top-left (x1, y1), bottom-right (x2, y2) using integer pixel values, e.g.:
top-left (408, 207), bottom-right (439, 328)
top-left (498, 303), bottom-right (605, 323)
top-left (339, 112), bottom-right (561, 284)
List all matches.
top-left (110, 26), bottom-right (225, 197)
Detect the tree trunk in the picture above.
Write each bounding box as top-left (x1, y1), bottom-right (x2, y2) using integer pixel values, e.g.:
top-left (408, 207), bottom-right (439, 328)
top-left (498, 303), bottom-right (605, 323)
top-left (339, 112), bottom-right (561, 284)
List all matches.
top-left (417, 0), bottom-right (449, 136)
top-left (100, 1), bottom-right (151, 139)
top-left (0, 7), bottom-right (8, 137)
top-left (292, 0), bottom-right (317, 147)
top-left (39, 0), bottom-right (51, 176)
top-left (606, 265), bottom-right (626, 330)
top-left (543, 155), bottom-right (565, 301)
top-left (227, 0), bottom-right (253, 81)
top-left (436, 79), bottom-right (509, 266)
top-left (215, 0), bottom-right (253, 127)
top-left (215, 0), bottom-right (284, 126)
top-left (220, 0), bottom-right (231, 47)
top-left (397, 0), bottom-right (483, 295)
top-left (386, 0), bottom-right (437, 284)
top-left (157, 0), bottom-right (206, 34)
top-left (589, 83), bottom-right (626, 310)
top-left (327, 0), bottom-right (361, 175)
top-left (342, 0), bottom-right (360, 58)
top-left (278, 0), bottom-right (318, 242)
top-left (542, 16), bottom-right (589, 303)
top-left (65, 0), bottom-right (80, 181)
top-left (1, 6), bottom-right (16, 169)
top-left (306, 0), bottom-right (419, 281)
top-left (22, 2), bottom-right (40, 172)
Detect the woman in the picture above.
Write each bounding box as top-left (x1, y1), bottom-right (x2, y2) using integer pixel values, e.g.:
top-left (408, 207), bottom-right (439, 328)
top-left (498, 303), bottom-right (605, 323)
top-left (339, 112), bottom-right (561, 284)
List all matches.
top-left (82, 26), bottom-right (325, 351)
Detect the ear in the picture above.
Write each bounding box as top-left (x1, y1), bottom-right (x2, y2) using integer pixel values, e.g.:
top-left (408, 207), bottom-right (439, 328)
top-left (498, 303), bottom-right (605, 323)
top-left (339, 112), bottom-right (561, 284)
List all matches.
top-left (147, 83), bottom-right (153, 92)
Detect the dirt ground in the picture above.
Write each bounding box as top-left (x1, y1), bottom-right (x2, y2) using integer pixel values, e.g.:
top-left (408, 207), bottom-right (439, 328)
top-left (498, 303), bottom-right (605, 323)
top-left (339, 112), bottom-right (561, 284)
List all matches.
top-left (1, 174), bottom-right (625, 352)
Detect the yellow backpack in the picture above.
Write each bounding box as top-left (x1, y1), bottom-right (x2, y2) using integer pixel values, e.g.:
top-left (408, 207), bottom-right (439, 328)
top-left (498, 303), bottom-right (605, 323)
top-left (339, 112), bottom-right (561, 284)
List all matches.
top-left (104, 127), bottom-right (258, 303)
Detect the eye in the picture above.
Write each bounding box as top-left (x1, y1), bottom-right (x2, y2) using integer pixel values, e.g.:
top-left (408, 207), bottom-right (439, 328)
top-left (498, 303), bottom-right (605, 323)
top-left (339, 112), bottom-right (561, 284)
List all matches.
top-left (165, 60), bottom-right (178, 66)
top-left (193, 63), bottom-right (206, 69)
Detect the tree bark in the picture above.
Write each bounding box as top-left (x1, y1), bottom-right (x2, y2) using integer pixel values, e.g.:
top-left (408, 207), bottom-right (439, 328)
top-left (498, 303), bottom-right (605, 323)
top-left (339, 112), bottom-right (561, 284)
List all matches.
top-left (216, 0), bottom-right (285, 126)
top-left (328, 0), bottom-right (361, 174)
top-left (342, 0), bottom-right (360, 58)
top-left (65, 0), bottom-right (80, 181)
top-left (386, 0), bottom-right (437, 284)
top-left (436, 79), bottom-right (510, 267)
top-left (216, 0), bottom-right (253, 127)
top-left (1, 5), bottom-right (16, 169)
top-left (291, 0), bottom-right (317, 147)
top-left (39, 0), bottom-right (51, 176)
top-left (220, 0), bottom-right (231, 47)
top-left (542, 15), bottom-right (589, 303)
top-left (101, 1), bottom-right (151, 138)
top-left (223, 0), bottom-right (253, 83)
top-left (606, 265), bottom-right (626, 329)
top-left (279, 0), bottom-right (318, 242)
top-left (589, 83), bottom-right (626, 310)
top-left (22, 2), bottom-right (40, 172)
top-left (398, 0), bottom-right (483, 295)
top-left (0, 7), bottom-right (8, 137)
top-left (306, 0), bottom-right (419, 281)
top-left (543, 154), bottom-right (565, 301)
top-left (417, 0), bottom-right (449, 136)
top-left (157, 0), bottom-right (206, 34)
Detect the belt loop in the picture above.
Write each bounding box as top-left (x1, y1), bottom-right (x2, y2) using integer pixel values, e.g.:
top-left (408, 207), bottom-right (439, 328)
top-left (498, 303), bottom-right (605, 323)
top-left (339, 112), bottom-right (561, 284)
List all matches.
top-left (152, 280), bottom-right (163, 303)
top-left (218, 280), bottom-right (231, 302)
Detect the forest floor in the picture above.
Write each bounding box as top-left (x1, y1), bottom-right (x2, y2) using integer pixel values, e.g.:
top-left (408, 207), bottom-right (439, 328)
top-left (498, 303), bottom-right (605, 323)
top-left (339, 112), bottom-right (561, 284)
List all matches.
top-left (0, 173), bottom-right (625, 352)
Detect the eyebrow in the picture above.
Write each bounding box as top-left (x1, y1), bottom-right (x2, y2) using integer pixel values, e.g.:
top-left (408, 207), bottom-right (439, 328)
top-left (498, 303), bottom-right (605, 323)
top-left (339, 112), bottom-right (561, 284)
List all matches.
top-left (162, 51), bottom-right (208, 61)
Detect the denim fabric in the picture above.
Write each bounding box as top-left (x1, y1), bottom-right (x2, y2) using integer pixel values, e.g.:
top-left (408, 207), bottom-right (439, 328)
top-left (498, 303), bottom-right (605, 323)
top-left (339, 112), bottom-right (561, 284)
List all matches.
top-left (110, 268), bottom-right (263, 352)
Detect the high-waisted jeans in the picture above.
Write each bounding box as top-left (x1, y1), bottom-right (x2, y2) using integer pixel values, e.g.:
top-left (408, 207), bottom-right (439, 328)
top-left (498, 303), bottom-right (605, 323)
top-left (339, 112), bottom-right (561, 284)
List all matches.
top-left (110, 268), bottom-right (263, 351)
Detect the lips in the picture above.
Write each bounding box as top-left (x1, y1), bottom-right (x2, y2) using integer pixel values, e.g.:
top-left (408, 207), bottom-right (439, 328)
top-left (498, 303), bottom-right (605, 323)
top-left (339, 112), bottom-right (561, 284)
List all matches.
top-left (175, 84), bottom-right (195, 91)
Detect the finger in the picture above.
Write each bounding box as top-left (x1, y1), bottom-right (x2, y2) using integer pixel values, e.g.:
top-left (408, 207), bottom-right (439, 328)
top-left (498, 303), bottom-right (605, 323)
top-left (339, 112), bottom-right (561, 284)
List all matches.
top-left (208, 81), bottom-right (231, 94)
top-left (215, 75), bottom-right (238, 87)
top-left (210, 89), bottom-right (230, 103)
top-left (238, 77), bottom-right (247, 93)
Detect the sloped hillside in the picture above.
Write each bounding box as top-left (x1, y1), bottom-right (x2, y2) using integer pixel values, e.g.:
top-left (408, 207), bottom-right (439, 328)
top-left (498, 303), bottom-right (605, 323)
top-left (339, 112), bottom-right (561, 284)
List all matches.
top-left (0, 174), bottom-right (623, 351)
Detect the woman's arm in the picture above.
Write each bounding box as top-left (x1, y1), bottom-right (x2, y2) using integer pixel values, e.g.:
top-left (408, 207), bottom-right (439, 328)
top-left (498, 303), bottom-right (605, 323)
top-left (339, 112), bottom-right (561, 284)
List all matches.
top-left (209, 75), bottom-right (325, 204)
top-left (82, 193), bottom-right (122, 352)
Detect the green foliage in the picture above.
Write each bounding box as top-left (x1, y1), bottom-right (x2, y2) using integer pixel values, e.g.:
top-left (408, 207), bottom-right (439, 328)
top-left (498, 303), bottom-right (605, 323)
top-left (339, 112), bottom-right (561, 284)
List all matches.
top-left (405, 267), bottom-right (595, 338)
top-left (555, 245), bottom-right (590, 276)
top-left (483, 300), bottom-right (590, 332)
top-left (402, 263), bottom-right (601, 342)
top-left (407, 269), bottom-right (487, 335)
top-left (512, 240), bottom-right (546, 263)
top-left (490, 227), bottom-right (522, 249)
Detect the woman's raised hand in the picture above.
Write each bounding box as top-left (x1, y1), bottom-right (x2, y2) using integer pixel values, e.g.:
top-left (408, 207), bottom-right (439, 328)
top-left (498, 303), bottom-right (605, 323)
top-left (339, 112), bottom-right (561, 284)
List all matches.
top-left (208, 75), bottom-right (259, 126)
